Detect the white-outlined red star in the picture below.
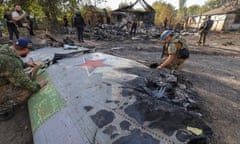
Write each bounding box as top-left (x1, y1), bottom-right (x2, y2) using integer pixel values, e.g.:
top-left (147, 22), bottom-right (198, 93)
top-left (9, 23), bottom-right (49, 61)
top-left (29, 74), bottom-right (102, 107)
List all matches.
top-left (78, 58), bottom-right (111, 75)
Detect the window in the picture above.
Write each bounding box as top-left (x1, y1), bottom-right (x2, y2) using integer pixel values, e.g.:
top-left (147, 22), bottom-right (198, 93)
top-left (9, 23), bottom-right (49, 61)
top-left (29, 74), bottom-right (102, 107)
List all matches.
top-left (233, 14), bottom-right (240, 23)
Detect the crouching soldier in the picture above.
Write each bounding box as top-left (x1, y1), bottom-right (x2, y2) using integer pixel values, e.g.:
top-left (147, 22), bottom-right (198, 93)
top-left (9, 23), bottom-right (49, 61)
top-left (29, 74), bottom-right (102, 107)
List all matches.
top-left (157, 30), bottom-right (189, 70)
top-left (0, 37), bottom-right (48, 120)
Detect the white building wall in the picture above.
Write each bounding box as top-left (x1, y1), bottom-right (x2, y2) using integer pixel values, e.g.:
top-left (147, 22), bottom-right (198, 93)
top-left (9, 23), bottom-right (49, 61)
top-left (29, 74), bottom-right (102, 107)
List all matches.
top-left (188, 13), bottom-right (240, 31)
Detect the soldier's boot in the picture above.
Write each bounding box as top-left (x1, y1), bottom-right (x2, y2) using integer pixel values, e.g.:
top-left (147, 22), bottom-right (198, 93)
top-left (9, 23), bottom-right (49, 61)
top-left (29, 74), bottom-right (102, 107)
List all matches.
top-left (196, 42), bottom-right (201, 46)
top-left (0, 105), bottom-right (14, 121)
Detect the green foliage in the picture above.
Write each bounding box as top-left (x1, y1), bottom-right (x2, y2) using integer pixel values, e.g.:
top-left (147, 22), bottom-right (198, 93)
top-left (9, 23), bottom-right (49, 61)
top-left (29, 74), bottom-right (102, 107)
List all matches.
top-left (152, 1), bottom-right (175, 26)
top-left (79, 6), bottom-right (90, 18)
top-left (118, 2), bottom-right (129, 9)
top-left (186, 5), bottom-right (202, 16)
top-left (27, 1), bottom-right (45, 18)
top-left (205, 0), bottom-right (219, 8)
top-left (188, 0), bottom-right (234, 16)
top-left (179, 0), bottom-right (187, 9)
top-left (38, 0), bottom-right (82, 30)
top-left (178, 0), bottom-right (187, 19)
top-left (0, 5), bottom-right (5, 18)
top-left (185, 0), bottom-right (224, 16)
top-left (104, 7), bottom-right (112, 12)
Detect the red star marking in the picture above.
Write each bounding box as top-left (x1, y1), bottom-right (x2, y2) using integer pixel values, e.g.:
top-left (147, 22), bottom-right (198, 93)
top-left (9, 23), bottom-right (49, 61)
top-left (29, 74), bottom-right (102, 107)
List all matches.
top-left (79, 58), bottom-right (110, 74)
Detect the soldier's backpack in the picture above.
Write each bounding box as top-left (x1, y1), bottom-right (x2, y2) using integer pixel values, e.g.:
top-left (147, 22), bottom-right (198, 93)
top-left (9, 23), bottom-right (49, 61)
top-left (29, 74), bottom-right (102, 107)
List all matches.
top-left (74, 16), bottom-right (86, 27)
top-left (175, 36), bottom-right (190, 59)
top-left (176, 35), bottom-right (190, 59)
top-left (179, 47), bottom-right (189, 59)
top-left (204, 20), bottom-right (213, 31)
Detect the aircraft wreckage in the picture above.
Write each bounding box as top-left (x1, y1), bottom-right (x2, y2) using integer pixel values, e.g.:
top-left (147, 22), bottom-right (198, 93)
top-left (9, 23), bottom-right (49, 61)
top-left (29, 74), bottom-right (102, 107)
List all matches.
top-left (25, 47), bottom-right (212, 144)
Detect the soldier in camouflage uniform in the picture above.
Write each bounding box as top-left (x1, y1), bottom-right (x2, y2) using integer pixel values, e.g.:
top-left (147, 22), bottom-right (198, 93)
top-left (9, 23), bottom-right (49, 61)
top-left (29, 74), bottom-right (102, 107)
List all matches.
top-left (0, 37), bottom-right (48, 109)
top-left (157, 30), bottom-right (189, 70)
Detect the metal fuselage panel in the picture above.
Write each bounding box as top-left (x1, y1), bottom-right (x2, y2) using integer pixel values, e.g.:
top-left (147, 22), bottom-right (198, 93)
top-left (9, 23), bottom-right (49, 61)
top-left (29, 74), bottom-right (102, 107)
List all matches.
top-left (27, 48), bottom-right (187, 144)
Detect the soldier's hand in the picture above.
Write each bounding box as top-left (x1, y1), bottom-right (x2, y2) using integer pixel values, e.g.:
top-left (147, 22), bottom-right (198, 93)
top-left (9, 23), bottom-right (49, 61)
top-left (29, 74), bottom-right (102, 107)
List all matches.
top-left (157, 65), bottom-right (163, 70)
top-left (28, 57), bottom-right (37, 67)
top-left (38, 80), bottom-right (48, 88)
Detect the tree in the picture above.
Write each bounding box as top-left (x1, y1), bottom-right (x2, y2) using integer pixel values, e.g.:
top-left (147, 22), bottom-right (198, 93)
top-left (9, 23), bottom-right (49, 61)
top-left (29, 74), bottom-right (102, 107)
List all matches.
top-left (118, 1), bottom-right (129, 9)
top-left (202, 0), bottom-right (219, 12)
top-left (178, 0), bottom-right (187, 19)
top-left (0, 0), bottom-right (111, 31)
top-left (152, 1), bottom-right (175, 26)
top-left (199, 0), bottom-right (240, 14)
top-left (216, 0), bottom-right (240, 8)
top-left (186, 5), bottom-right (202, 16)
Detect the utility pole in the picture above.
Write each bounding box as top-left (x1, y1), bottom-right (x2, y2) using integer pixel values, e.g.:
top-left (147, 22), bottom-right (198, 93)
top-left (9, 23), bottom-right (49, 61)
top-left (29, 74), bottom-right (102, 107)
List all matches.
top-left (178, 0), bottom-right (187, 20)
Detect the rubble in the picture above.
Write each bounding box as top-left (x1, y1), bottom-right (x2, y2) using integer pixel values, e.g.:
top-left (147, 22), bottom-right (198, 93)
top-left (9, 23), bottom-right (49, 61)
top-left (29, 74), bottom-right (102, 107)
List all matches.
top-left (119, 67), bottom-right (212, 143)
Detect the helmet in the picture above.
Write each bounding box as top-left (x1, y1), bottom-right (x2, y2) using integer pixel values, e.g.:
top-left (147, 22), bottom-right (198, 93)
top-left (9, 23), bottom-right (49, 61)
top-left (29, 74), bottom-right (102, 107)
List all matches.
top-left (160, 30), bottom-right (172, 40)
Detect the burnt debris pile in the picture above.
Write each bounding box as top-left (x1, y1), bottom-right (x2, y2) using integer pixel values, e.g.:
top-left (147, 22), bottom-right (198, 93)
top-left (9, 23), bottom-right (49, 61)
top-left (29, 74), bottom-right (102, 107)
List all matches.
top-left (120, 67), bottom-right (212, 144)
top-left (83, 25), bottom-right (161, 41)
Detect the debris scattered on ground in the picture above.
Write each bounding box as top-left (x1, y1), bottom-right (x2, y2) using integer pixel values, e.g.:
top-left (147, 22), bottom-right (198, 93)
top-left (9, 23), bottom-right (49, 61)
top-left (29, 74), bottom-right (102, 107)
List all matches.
top-left (119, 67), bottom-right (212, 143)
top-left (222, 41), bottom-right (234, 46)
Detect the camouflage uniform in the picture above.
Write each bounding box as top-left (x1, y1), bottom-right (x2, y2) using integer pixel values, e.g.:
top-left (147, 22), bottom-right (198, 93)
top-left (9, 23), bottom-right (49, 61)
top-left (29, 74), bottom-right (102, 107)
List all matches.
top-left (161, 34), bottom-right (188, 69)
top-left (0, 44), bottom-right (40, 105)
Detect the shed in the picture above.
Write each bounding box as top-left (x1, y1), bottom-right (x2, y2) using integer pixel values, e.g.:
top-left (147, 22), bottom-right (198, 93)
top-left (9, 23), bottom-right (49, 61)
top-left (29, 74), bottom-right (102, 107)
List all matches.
top-left (84, 5), bottom-right (110, 26)
top-left (111, 0), bottom-right (155, 27)
top-left (188, 3), bottom-right (240, 31)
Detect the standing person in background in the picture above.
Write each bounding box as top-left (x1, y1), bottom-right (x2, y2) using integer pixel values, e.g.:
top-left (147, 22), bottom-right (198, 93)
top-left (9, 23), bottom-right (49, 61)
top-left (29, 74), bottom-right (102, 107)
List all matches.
top-left (183, 17), bottom-right (189, 32)
top-left (73, 10), bottom-right (86, 43)
top-left (11, 4), bottom-right (30, 37)
top-left (163, 18), bottom-right (168, 30)
top-left (63, 15), bottom-right (69, 34)
top-left (4, 9), bottom-right (19, 44)
top-left (174, 23), bottom-right (182, 33)
top-left (130, 15), bottom-right (137, 36)
top-left (26, 16), bottom-right (35, 36)
top-left (197, 16), bottom-right (213, 46)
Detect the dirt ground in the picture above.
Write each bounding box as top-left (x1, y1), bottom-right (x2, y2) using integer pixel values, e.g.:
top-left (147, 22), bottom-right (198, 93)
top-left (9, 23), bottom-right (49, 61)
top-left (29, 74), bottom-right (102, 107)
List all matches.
top-left (0, 31), bottom-right (240, 144)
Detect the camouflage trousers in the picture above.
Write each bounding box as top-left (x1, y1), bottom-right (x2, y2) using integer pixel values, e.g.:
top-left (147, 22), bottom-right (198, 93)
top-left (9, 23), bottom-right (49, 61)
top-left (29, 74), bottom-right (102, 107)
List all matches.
top-left (160, 57), bottom-right (186, 70)
top-left (0, 84), bottom-right (32, 106)
top-left (0, 66), bottom-right (40, 106)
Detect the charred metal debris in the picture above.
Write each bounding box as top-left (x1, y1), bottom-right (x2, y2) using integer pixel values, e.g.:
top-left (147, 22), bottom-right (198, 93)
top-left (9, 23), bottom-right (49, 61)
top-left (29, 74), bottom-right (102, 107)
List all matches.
top-left (118, 67), bottom-right (212, 143)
